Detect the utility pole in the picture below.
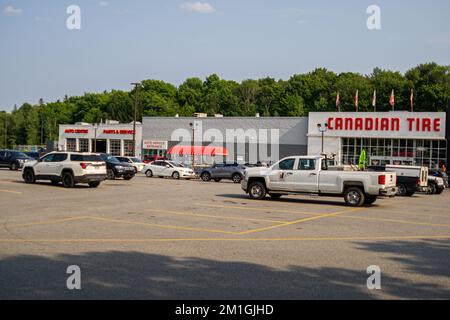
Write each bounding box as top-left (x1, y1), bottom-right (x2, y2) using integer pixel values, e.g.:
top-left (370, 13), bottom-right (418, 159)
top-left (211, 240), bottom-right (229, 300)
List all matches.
top-left (131, 82), bottom-right (140, 157)
top-left (4, 114), bottom-right (7, 149)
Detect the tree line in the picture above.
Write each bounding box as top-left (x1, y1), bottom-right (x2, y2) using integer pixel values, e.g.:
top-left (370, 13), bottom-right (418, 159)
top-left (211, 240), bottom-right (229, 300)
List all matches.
top-left (0, 62), bottom-right (449, 148)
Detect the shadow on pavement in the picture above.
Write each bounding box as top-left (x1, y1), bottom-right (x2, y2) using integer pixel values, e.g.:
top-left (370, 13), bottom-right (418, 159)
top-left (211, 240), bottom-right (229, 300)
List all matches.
top-left (215, 193), bottom-right (355, 207)
top-left (1, 239), bottom-right (450, 299)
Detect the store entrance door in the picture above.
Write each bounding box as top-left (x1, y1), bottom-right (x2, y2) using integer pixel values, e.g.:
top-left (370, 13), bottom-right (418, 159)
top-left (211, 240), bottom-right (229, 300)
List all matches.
top-left (92, 140), bottom-right (107, 153)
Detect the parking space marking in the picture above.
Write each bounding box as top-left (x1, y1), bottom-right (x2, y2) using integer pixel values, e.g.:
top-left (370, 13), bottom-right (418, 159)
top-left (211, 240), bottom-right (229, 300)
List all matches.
top-left (193, 203), bottom-right (326, 217)
top-left (337, 215), bottom-right (450, 228)
top-left (238, 208), bottom-right (362, 235)
top-left (0, 189), bottom-right (22, 195)
top-left (146, 208), bottom-right (289, 224)
top-left (86, 216), bottom-right (241, 235)
top-left (5, 216), bottom-right (90, 229)
top-left (368, 208), bottom-right (450, 219)
top-left (1, 234), bottom-right (450, 243)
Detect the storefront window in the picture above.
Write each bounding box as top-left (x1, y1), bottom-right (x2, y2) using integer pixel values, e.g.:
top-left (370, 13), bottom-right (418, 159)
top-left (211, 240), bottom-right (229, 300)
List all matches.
top-left (66, 138), bottom-right (76, 152)
top-left (124, 140), bottom-right (134, 157)
top-left (79, 139), bottom-right (89, 153)
top-left (110, 140), bottom-right (121, 156)
top-left (341, 138), bottom-right (447, 169)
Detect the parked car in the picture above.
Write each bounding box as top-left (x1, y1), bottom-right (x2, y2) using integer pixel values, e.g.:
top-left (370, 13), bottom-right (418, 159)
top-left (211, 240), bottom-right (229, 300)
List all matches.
top-left (22, 152), bottom-right (107, 188)
top-left (99, 154), bottom-right (135, 180)
top-left (0, 150), bottom-right (34, 171)
top-left (143, 160), bottom-right (195, 180)
top-left (198, 163), bottom-right (246, 183)
top-left (429, 169), bottom-right (449, 188)
top-left (242, 156), bottom-right (397, 207)
top-left (24, 152), bottom-right (41, 160)
top-left (116, 156), bottom-right (145, 173)
top-left (367, 165), bottom-right (424, 197)
top-left (143, 155), bottom-right (166, 164)
top-left (427, 176), bottom-right (445, 195)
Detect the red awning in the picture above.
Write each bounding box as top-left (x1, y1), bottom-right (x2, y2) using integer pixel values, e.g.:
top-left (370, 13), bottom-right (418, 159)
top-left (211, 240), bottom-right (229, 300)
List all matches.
top-left (167, 146), bottom-right (229, 156)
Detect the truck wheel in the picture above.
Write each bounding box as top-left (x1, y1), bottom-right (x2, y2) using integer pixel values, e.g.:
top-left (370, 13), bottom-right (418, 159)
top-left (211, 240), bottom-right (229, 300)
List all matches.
top-left (248, 181), bottom-right (267, 200)
top-left (62, 172), bottom-right (75, 188)
top-left (107, 169), bottom-right (115, 180)
top-left (364, 196), bottom-right (377, 205)
top-left (232, 173), bottom-right (242, 184)
top-left (88, 182), bottom-right (101, 188)
top-left (344, 187), bottom-right (365, 207)
top-left (201, 172), bottom-right (211, 182)
top-left (435, 188), bottom-right (444, 195)
top-left (396, 184), bottom-right (407, 196)
top-left (10, 162), bottom-right (18, 171)
top-left (428, 183), bottom-right (437, 195)
top-left (269, 193), bottom-right (283, 200)
top-left (23, 169), bottom-right (36, 184)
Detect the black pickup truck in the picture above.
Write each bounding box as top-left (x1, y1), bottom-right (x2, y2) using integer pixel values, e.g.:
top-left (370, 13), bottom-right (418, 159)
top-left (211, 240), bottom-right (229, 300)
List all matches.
top-left (367, 166), bottom-right (418, 197)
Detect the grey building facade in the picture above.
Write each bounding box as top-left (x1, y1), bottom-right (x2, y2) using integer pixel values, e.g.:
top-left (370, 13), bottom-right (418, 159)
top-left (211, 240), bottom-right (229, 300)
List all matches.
top-left (142, 117), bottom-right (308, 164)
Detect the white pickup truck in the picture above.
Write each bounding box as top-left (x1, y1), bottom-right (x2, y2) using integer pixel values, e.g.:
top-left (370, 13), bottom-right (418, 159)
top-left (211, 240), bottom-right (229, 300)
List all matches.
top-left (241, 156), bottom-right (397, 207)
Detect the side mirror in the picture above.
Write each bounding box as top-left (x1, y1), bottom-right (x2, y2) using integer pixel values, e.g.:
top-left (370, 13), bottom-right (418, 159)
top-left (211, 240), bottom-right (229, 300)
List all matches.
top-left (166, 165), bottom-right (171, 168)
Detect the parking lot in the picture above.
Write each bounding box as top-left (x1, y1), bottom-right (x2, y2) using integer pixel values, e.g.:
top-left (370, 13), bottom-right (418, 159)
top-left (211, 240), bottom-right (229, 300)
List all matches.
top-left (0, 168), bottom-right (450, 300)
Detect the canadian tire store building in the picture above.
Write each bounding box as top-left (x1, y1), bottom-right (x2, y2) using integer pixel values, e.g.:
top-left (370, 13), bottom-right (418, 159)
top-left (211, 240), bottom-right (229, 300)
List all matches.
top-left (58, 122), bottom-right (143, 157)
top-left (308, 112), bottom-right (448, 168)
top-left (58, 110), bottom-right (449, 169)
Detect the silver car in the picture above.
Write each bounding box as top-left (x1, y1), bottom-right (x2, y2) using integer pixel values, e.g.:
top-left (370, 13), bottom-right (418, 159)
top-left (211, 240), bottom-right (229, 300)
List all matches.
top-left (198, 163), bottom-right (246, 183)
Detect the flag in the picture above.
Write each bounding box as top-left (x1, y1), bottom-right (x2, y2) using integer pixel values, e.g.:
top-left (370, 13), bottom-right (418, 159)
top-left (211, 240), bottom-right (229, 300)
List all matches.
top-left (410, 89), bottom-right (414, 112)
top-left (372, 90), bottom-right (377, 111)
top-left (355, 90), bottom-right (359, 112)
top-left (336, 92), bottom-right (341, 111)
top-left (389, 90), bottom-right (395, 110)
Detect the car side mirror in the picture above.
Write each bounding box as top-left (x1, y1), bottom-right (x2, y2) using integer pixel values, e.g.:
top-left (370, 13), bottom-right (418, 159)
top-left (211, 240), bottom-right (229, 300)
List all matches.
top-left (166, 165), bottom-right (171, 168)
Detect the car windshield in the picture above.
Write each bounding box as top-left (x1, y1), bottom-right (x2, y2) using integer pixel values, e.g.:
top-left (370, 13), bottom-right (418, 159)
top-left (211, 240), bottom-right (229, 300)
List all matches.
top-left (102, 154), bottom-right (120, 163)
top-left (15, 152), bottom-right (31, 158)
top-left (168, 161), bottom-right (184, 168)
top-left (131, 158), bottom-right (142, 162)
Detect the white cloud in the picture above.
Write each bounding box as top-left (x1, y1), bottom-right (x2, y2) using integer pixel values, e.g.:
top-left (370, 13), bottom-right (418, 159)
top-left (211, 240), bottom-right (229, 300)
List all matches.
top-left (180, 2), bottom-right (216, 14)
top-left (3, 5), bottom-right (23, 16)
top-left (99, 1), bottom-right (108, 7)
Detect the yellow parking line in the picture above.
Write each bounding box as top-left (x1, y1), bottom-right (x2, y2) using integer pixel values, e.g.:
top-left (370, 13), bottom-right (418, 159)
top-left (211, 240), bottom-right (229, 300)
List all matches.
top-left (86, 216), bottom-right (240, 235)
top-left (0, 189), bottom-right (22, 195)
top-left (239, 208), bottom-right (362, 235)
top-left (1, 234), bottom-right (450, 243)
top-left (194, 203), bottom-right (326, 217)
top-left (147, 208), bottom-right (288, 224)
top-left (339, 215), bottom-right (450, 228)
top-left (5, 216), bottom-right (91, 229)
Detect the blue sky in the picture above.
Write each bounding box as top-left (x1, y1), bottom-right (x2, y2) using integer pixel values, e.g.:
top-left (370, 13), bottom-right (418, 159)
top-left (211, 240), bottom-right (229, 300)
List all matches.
top-left (0, 0), bottom-right (449, 111)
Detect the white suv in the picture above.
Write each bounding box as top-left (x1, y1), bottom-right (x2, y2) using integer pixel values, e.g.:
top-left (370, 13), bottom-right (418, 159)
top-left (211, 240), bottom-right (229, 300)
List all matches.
top-left (22, 152), bottom-right (107, 188)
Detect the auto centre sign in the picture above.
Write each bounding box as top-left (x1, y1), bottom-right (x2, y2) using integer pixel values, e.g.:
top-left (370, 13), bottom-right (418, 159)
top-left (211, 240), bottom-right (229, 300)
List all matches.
top-left (308, 112), bottom-right (446, 139)
top-left (143, 140), bottom-right (168, 150)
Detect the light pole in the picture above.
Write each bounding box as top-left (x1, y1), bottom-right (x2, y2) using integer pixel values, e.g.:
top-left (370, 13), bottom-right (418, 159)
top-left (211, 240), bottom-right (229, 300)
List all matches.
top-left (189, 122), bottom-right (195, 168)
top-left (131, 82), bottom-right (140, 157)
top-left (317, 123), bottom-right (328, 154)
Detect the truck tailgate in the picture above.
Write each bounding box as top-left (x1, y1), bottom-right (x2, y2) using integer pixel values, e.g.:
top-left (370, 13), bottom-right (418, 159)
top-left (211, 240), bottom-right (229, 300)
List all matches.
top-left (384, 172), bottom-right (397, 188)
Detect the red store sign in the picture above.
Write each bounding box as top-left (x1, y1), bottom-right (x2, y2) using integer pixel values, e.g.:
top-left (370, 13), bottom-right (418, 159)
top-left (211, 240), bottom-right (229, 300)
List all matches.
top-left (327, 117), bottom-right (442, 132)
top-left (103, 129), bottom-right (135, 135)
top-left (64, 129), bottom-right (89, 134)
